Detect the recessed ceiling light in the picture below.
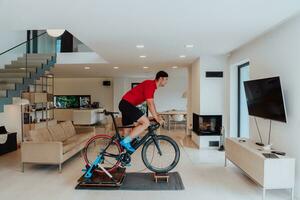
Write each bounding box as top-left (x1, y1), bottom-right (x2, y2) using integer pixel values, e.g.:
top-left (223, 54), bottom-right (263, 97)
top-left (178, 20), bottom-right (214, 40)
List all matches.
top-left (84, 66), bottom-right (90, 70)
top-left (172, 66), bottom-right (178, 69)
top-left (185, 44), bottom-right (194, 48)
top-left (179, 55), bottom-right (186, 58)
top-left (20, 67), bottom-right (25, 70)
top-left (136, 44), bottom-right (144, 49)
top-left (143, 66), bottom-right (149, 69)
top-left (113, 67), bottom-right (119, 69)
top-left (139, 55), bottom-right (147, 58)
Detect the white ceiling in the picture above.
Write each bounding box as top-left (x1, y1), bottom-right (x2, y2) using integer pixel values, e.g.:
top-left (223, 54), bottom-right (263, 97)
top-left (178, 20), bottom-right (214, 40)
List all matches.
top-left (1, 0), bottom-right (300, 77)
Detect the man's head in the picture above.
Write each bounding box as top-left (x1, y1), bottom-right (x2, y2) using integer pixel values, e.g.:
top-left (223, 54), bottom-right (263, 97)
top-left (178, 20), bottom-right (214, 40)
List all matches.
top-left (155, 71), bottom-right (168, 87)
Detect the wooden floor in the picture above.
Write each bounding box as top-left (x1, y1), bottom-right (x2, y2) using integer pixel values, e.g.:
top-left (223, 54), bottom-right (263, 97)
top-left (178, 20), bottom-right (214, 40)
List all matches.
top-left (0, 127), bottom-right (293, 200)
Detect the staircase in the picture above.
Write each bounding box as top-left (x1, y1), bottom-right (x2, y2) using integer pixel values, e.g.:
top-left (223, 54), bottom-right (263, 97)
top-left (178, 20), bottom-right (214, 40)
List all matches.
top-left (0, 53), bottom-right (56, 112)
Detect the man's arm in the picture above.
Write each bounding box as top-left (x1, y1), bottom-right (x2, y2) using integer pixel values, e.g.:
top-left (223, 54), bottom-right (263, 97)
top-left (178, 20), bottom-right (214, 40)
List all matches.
top-left (146, 99), bottom-right (163, 123)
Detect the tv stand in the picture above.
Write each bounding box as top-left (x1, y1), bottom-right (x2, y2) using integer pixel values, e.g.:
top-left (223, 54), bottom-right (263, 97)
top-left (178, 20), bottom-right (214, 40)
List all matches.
top-left (225, 138), bottom-right (295, 200)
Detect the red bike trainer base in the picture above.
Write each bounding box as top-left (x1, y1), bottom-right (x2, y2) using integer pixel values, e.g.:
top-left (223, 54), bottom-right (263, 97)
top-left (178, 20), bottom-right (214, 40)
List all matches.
top-left (76, 167), bottom-right (126, 189)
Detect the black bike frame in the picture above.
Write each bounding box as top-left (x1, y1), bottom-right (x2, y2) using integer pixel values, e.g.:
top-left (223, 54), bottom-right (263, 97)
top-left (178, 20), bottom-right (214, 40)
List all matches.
top-left (131, 130), bottom-right (157, 152)
top-left (103, 113), bottom-right (162, 157)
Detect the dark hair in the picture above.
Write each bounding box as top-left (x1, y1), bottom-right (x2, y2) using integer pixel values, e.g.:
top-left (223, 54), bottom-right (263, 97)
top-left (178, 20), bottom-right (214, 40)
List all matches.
top-left (155, 71), bottom-right (168, 80)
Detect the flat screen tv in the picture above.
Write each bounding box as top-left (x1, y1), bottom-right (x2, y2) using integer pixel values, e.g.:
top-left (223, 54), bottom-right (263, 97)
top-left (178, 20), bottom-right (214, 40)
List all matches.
top-left (244, 76), bottom-right (287, 122)
top-left (54, 95), bottom-right (91, 108)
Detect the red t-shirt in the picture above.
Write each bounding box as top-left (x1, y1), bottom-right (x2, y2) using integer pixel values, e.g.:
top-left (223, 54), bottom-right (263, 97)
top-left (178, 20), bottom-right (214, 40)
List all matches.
top-left (122, 80), bottom-right (157, 106)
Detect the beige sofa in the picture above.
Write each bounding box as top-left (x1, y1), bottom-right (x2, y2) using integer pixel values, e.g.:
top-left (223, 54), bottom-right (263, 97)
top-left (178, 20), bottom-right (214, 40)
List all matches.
top-left (21, 121), bottom-right (95, 172)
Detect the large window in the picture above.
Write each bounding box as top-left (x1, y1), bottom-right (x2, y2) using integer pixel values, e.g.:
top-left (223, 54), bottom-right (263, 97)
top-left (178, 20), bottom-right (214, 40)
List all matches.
top-left (54, 95), bottom-right (91, 109)
top-left (238, 62), bottom-right (250, 138)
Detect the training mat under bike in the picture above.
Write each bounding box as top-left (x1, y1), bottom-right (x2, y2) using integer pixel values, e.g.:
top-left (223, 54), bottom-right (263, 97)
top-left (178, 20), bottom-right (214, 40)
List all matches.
top-left (75, 171), bottom-right (184, 190)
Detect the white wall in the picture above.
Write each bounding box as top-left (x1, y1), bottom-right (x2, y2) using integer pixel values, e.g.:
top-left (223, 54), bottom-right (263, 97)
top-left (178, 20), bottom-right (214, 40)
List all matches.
top-left (227, 14), bottom-right (300, 197)
top-left (200, 55), bottom-right (227, 115)
top-left (0, 105), bottom-right (22, 143)
top-left (0, 31), bottom-right (26, 68)
top-left (113, 68), bottom-right (188, 113)
top-left (190, 58), bottom-right (201, 115)
top-left (187, 65), bottom-right (193, 130)
top-left (54, 78), bottom-right (114, 111)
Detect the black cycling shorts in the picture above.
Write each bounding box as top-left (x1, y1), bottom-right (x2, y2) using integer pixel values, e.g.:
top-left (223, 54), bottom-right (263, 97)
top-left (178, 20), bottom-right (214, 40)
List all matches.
top-left (118, 99), bottom-right (144, 126)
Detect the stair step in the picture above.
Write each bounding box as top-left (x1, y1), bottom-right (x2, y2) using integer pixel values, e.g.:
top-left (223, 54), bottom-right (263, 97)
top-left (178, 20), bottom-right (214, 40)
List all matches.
top-left (0, 72), bottom-right (30, 78)
top-left (0, 78), bottom-right (23, 84)
top-left (11, 60), bottom-right (46, 66)
top-left (0, 90), bottom-right (7, 98)
top-left (20, 55), bottom-right (53, 60)
top-left (0, 83), bottom-right (15, 90)
top-left (24, 53), bottom-right (54, 58)
top-left (17, 57), bottom-right (50, 63)
top-left (5, 64), bottom-right (40, 69)
top-left (0, 53), bottom-right (56, 113)
top-left (0, 68), bottom-right (36, 73)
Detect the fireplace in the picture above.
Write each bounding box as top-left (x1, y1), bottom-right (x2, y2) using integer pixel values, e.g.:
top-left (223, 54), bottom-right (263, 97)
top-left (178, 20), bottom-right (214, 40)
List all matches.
top-left (193, 113), bottom-right (222, 136)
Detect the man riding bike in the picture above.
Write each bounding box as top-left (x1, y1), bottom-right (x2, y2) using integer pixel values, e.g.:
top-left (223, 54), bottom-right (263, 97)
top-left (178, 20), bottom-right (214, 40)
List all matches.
top-left (118, 71), bottom-right (168, 152)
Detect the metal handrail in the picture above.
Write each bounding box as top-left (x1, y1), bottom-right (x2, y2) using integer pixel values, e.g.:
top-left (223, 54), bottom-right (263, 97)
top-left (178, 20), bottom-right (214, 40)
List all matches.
top-left (0, 31), bottom-right (47, 56)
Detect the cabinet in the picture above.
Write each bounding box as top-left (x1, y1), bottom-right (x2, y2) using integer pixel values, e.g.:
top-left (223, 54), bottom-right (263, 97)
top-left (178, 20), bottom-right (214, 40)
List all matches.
top-left (225, 138), bottom-right (295, 200)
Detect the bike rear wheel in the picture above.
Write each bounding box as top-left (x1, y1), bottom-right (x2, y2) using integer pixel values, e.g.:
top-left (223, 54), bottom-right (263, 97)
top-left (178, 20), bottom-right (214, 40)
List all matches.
top-left (83, 134), bottom-right (122, 173)
top-left (141, 135), bottom-right (180, 173)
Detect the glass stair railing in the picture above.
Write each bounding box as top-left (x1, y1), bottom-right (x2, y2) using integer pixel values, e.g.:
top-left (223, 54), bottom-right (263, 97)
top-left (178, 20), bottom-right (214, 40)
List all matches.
top-left (0, 31), bottom-right (57, 112)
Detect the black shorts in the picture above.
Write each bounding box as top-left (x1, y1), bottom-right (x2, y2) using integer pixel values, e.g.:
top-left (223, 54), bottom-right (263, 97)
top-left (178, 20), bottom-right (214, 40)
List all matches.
top-left (118, 99), bottom-right (144, 126)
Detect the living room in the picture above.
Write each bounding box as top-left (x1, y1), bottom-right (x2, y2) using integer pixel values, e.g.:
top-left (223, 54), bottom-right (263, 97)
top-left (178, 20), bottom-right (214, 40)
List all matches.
top-left (1, 1), bottom-right (300, 200)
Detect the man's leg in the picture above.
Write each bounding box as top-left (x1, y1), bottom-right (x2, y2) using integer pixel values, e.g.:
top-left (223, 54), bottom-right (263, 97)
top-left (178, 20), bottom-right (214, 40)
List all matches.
top-left (121, 128), bottom-right (131, 137)
top-left (129, 116), bottom-right (150, 138)
top-left (120, 116), bottom-right (150, 152)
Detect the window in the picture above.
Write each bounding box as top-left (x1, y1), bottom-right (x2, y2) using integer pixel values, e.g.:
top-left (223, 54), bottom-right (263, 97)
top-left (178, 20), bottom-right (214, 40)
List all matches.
top-left (238, 62), bottom-right (250, 138)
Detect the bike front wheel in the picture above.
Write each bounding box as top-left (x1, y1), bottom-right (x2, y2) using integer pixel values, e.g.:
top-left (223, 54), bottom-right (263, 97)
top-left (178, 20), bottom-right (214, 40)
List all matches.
top-left (141, 135), bottom-right (180, 173)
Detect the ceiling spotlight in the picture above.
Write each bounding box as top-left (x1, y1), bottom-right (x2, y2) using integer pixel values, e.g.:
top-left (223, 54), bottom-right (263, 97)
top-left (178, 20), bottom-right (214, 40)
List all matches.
top-left (136, 45), bottom-right (144, 49)
top-left (172, 66), bottom-right (178, 69)
top-left (139, 55), bottom-right (147, 58)
top-left (84, 67), bottom-right (90, 70)
top-left (179, 55), bottom-right (186, 58)
top-left (113, 67), bottom-right (119, 69)
top-left (185, 44), bottom-right (194, 48)
top-left (143, 66), bottom-right (149, 69)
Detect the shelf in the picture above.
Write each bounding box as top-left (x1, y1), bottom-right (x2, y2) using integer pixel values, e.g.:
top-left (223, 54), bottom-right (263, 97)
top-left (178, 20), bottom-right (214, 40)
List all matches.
top-left (29, 84), bottom-right (53, 86)
top-left (24, 108), bottom-right (54, 113)
top-left (22, 92), bottom-right (53, 103)
top-left (24, 120), bottom-right (55, 125)
top-left (22, 76), bottom-right (54, 135)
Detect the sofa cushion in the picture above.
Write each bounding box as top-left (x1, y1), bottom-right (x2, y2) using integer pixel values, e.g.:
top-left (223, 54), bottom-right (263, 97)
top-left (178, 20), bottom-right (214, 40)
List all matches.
top-left (60, 121), bottom-right (76, 138)
top-left (76, 133), bottom-right (92, 144)
top-left (29, 128), bottom-right (53, 142)
top-left (62, 139), bottom-right (79, 153)
top-left (48, 124), bottom-right (68, 142)
top-left (62, 133), bottom-right (91, 153)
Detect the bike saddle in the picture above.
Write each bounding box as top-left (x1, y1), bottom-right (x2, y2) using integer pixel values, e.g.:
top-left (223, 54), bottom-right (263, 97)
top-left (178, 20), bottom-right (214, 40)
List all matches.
top-left (118, 124), bottom-right (136, 129)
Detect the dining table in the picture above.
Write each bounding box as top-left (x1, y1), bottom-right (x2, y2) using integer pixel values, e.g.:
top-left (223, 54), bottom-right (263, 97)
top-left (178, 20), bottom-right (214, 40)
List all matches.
top-left (158, 110), bottom-right (187, 132)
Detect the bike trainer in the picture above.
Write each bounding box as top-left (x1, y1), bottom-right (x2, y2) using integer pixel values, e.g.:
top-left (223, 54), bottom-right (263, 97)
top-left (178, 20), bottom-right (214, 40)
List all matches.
top-left (76, 167), bottom-right (126, 188)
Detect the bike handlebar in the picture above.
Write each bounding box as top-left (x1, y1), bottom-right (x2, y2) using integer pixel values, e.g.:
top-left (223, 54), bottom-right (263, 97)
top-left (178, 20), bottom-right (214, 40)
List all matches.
top-left (148, 121), bottom-right (160, 131)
